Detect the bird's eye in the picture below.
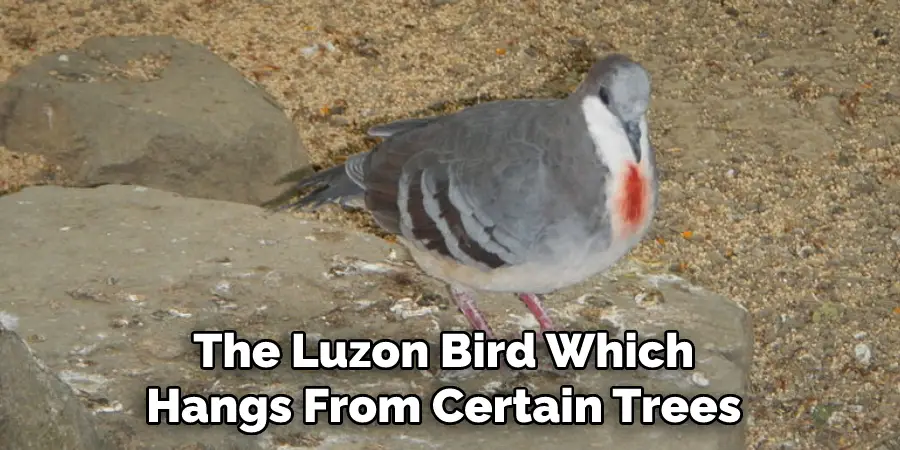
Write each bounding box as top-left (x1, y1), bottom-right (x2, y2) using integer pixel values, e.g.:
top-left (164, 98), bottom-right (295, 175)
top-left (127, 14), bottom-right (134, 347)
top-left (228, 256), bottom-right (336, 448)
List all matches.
top-left (598, 86), bottom-right (610, 105)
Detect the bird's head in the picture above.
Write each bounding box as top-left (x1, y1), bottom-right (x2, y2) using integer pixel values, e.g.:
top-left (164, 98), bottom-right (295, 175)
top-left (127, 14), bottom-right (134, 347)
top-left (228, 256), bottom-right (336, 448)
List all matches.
top-left (573, 54), bottom-right (652, 162)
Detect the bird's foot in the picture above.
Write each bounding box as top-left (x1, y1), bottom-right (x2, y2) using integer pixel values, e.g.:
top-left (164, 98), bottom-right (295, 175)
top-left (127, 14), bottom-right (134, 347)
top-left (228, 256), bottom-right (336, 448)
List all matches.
top-left (442, 286), bottom-right (572, 381)
top-left (517, 293), bottom-right (556, 338)
top-left (449, 284), bottom-right (495, 339)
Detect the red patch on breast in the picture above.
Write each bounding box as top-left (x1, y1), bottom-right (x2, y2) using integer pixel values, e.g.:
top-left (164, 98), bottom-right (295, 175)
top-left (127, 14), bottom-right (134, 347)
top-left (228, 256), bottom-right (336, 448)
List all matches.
top-left (619, 163), bottom-right (647, 227)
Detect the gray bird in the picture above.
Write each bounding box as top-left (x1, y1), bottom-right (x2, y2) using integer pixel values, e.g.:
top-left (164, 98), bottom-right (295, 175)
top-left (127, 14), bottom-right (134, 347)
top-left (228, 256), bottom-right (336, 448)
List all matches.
top-left (278, 53), bottom-right (657, 339)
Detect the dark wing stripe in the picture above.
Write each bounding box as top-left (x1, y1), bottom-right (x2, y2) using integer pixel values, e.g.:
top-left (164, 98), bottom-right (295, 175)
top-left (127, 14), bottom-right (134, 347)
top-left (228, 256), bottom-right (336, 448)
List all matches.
top-left (402, 168), bottom-right (475, 266)
top-left (431, 176), bottom-right (508, 269)
top-left (367, 157), bottom-right (509, 270)
top-left (404, 172), bottom-right (454, 257)
top-left (444, 176), bottom-right (522, 264)
top-left (399, 169), bottom-right (506, 270)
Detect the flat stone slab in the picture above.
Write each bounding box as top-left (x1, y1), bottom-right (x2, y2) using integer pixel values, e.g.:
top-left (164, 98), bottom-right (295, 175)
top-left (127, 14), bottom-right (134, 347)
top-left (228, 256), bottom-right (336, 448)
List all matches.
top-left (0, 185), bottom-right (752, 450)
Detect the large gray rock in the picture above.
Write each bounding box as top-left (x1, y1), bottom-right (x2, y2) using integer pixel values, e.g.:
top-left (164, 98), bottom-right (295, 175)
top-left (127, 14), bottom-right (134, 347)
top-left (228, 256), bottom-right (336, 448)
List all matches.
top-left (0, 323), bottom-right (111, 450)
top-left (0, 185), bottom-right (752, 450)
top-left (0, 35), bottom-right (309, 206)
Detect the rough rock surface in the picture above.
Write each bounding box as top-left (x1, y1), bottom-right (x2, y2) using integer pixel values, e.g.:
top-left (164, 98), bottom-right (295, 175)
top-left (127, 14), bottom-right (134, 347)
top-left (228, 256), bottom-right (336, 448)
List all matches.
top-left (0, 35), bottom-right (309, 206)
top-left (0, 185), bottom-right (753, 450)
top-left (0, 323), bottom-right (112, 450)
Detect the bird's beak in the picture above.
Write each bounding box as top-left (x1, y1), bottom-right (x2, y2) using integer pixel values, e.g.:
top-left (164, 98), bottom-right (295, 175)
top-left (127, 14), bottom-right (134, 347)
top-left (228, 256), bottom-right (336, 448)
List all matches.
top-left (624, 120), bottom-right (642, 162)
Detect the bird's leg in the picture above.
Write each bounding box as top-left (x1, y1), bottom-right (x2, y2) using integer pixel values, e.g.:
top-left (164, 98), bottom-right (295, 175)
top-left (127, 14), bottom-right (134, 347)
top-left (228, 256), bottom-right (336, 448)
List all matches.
top-left (435, 287), bottom-right (571, 382)
top-left (449, 284), bottom-right (495, 339)
top-left (517, 293), bottom-right (555, 334)
top-left (515, 293), bottom-right (573, 379)
top-left (432, 284), bottom-right (496, 381)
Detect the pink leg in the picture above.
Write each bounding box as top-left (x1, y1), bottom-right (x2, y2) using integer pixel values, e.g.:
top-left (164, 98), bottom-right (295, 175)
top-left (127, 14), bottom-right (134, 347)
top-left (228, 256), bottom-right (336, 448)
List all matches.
top-left (518, 293), bottom-right (555, 333)
top-left (449, 284), bottom-right (495, 339)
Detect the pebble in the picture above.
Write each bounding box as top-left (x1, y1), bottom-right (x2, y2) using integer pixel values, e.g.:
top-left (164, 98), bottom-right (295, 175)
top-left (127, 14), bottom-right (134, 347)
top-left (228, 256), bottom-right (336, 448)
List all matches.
top-left (827, 411), bottom-right (848, 427)
top-left (854, 343), bottom-right (872, 366)
top-left (691, 372), bottom-right (710, 387)
top-left (634, 290), bottom-right (665, 307)
top-left (212, 280), bottom-right (232, 297)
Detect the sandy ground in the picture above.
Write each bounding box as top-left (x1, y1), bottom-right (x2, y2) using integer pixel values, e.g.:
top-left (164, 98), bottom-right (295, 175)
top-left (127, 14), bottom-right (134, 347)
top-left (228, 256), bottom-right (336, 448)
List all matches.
top-left (1, 1), bottom-right (898, 449)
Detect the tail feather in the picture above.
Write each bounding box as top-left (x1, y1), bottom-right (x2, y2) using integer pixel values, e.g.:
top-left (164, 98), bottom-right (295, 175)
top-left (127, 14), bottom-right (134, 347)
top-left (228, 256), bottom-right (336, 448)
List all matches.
top-left (268, 163), bottom-right (365, 212)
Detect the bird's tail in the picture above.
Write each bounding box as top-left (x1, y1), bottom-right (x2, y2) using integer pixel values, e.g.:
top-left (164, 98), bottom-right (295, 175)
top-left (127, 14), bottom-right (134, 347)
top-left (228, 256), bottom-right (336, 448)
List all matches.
top-left (265, 162), bottom-right (365, 212)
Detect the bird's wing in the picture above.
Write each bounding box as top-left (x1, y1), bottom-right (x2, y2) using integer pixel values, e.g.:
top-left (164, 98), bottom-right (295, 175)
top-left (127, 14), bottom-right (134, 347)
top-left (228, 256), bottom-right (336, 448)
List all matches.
top-left (361, 100), bottom-right (610, 271)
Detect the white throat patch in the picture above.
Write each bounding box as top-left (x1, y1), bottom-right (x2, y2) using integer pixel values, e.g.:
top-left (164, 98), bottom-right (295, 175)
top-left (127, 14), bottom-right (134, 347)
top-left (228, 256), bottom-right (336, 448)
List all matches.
top-left (579, 96), bottom-right (638, 175)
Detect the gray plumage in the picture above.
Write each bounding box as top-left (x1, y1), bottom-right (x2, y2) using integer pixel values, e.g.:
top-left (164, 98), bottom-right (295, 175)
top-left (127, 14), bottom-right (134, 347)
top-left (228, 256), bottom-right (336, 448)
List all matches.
top-left (284, 97), bottom-right (610, 270)
top-left (278, 53), bottom-right (655, 311)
